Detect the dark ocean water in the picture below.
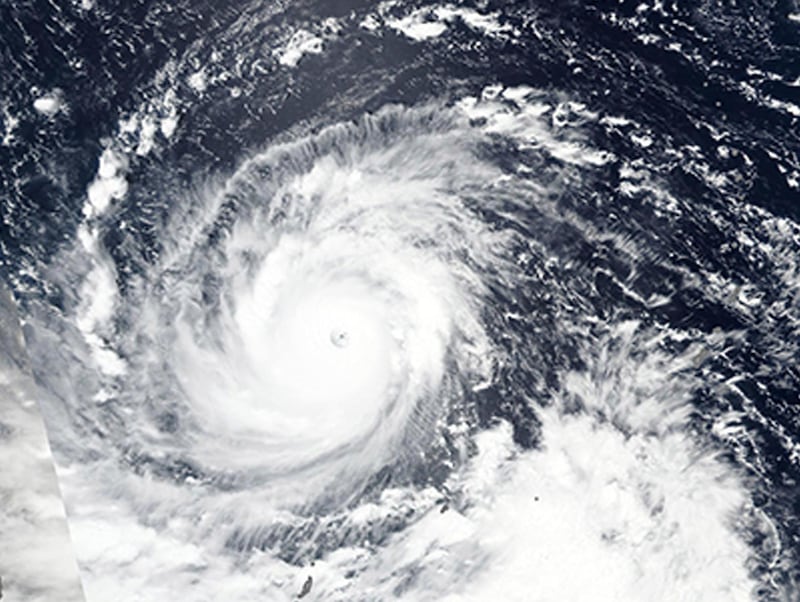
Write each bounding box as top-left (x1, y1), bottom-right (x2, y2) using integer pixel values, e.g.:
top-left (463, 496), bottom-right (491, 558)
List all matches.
top-left (1, 1), bottom-right (799, 600)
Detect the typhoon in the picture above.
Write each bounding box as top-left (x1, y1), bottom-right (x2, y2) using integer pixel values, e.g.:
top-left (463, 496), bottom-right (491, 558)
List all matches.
top-left (94, 105), bottom-right (502, 504)
top-left (1, 1), bottom-right (800, 601)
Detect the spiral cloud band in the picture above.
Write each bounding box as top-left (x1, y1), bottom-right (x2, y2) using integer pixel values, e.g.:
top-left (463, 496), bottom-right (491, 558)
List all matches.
top-left (75, 104), bottom-right (509, 513)
top-left (4, 0), bottom-right (800, 597)
top-left (168, 117), bottom-right (497, 495)
top-left (19, 88), bottom-right (783, 601)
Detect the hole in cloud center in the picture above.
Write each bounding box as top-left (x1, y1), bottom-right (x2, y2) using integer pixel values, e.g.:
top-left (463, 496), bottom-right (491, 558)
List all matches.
top-left (330, 328), bottom-right (350, 348)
